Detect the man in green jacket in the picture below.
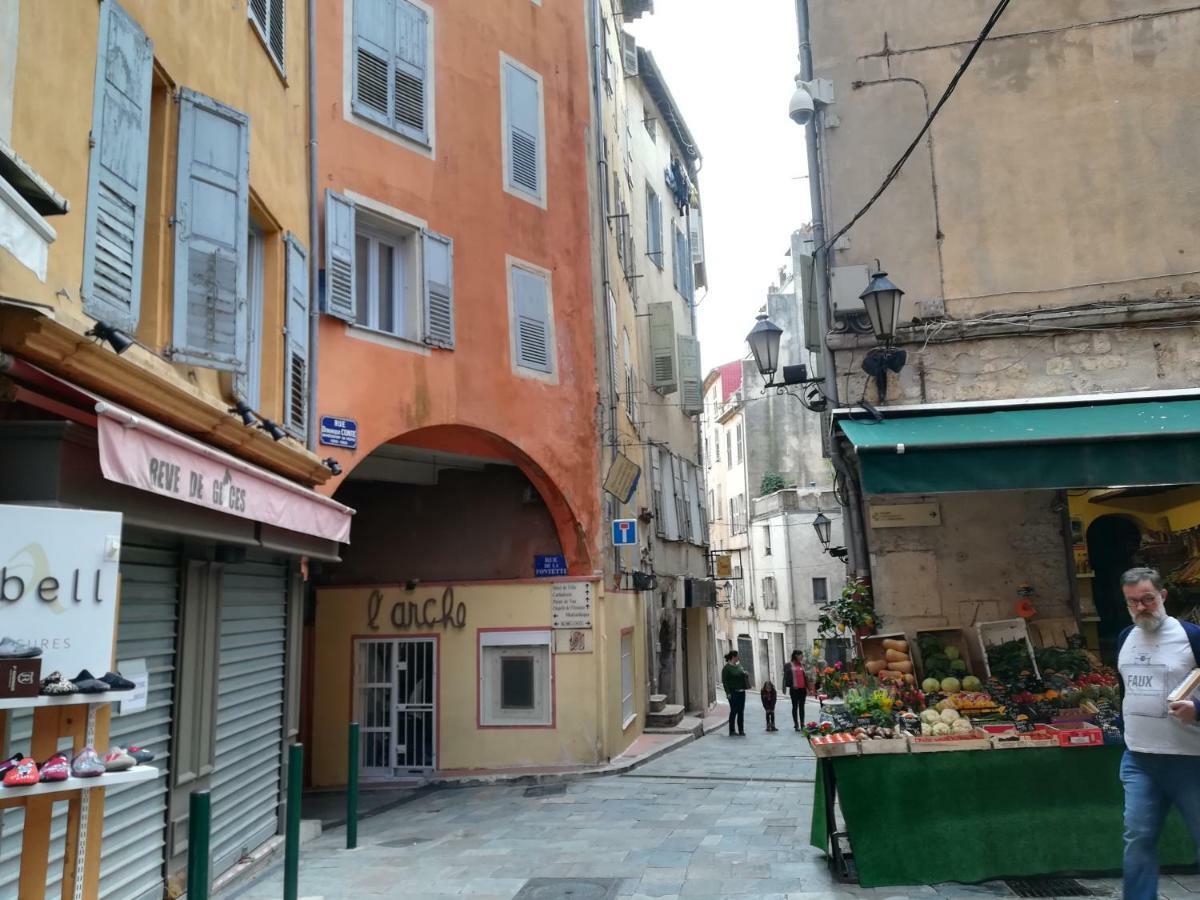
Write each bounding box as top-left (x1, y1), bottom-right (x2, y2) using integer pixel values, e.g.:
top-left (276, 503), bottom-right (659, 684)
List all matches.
top-left (722, 651), bottom-right (750, 736)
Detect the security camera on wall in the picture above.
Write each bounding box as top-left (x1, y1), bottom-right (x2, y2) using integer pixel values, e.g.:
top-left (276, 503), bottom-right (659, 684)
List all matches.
top-left (789, 84), bottom-right (816, 126)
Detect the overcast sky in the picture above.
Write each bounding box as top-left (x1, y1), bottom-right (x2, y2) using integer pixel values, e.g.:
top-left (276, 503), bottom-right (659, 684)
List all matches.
top-left (626, 0), bottom-right (812, 375)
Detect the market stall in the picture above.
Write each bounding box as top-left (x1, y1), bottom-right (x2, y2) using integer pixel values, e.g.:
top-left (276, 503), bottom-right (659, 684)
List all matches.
top-left (802, 606), bottom-right (1186, 886)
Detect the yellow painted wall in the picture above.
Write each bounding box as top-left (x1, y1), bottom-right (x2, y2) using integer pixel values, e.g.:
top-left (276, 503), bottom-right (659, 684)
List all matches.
top-left (6, 0), bottom-right (309, 423)
top-left (600, 586), bottom-right (645, 758)
top-left (312, 580), bottom-right (643, 784)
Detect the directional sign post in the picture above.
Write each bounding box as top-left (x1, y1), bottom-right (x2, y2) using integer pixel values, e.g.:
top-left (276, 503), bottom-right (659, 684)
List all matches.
top-left (612, 518), bottom-right (638, 546)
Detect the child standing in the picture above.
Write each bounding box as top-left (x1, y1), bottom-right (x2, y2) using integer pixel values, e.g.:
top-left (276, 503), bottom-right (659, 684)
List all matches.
top-left (761, 680), bottom-right (779, 732)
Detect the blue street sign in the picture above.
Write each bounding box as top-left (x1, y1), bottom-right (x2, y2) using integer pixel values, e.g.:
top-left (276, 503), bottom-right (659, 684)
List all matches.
top-left (534, 554), bottom-right (568, 577)
top-left (319, 416), bottom-right (358, 449)
top-left (612, 518), bottom-right (638, 546)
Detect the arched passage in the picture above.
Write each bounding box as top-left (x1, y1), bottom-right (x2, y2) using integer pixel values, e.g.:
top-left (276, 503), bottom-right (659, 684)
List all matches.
top-left (326, 424), bottom-right (593, 583)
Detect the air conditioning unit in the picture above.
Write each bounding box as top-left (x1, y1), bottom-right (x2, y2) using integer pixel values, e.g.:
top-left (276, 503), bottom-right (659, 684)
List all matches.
top-left (830, 265), bottom-right (870, 317)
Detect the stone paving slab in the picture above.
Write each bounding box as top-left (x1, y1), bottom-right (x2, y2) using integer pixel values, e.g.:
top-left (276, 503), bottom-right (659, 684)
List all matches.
top-left (219, 695), bottom-right (1194, 900)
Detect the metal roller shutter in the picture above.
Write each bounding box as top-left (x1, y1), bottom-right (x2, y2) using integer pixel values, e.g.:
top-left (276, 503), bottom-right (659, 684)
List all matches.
top-left (210, 557), bottom-right (288, 877)
top-left (99, 539), bottom-right (180, 900)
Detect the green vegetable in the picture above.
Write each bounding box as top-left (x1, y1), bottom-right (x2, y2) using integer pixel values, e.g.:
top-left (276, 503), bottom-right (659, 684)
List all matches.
top-left (950, 659), bottom-right (968, 674)
top-left (962, 675), bottom-right (982, 692)
top-left (940, 677), bottom-right (961, 694)
top-left (921, 677), bottom-right (942, 693)
top-left (986, 639), bottom-right (1035, 682)
top-left (944, 646), bottom-right (960, 661)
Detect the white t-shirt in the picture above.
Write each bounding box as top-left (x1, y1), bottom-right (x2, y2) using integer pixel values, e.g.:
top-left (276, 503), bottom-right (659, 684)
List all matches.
top-left (1119, 617), bottom-right (1200, 755)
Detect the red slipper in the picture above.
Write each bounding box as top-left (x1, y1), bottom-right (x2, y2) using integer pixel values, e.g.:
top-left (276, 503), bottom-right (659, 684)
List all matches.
top-left (3, 758), bottom-right (39, 786)
top-left (39, 753), bottom-right (70, 782)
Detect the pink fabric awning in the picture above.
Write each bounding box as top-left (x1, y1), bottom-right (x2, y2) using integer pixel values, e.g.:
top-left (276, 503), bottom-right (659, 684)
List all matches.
top-left (96, 401), bottom-right (353, 543)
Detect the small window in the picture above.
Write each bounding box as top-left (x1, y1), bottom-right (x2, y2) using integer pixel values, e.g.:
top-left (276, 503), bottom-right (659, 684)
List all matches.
top-left (480, 632), bottom-right (551, 726)
top-left (643, 113), bottom-right (656, 142)
top-left (248, 0), bottom-right (285, 73)
top-left (726, 430), bottom-right (732, 462)
top-left (812, 577), bottom-right (829, 606)
top-left (714, 429), bottom-right (720, 462)
top-left (239, 227), bottom-right (265, 409)
top-left (645, 185), bottom-right (663, 269)
top-left (736, 423), bottom-right (744, 463)
top-left (762, 576), bottom-right (778, 610)
top-left (509, 261), bottom-right (555, 376)
top-left (351, 0), bottom-right (432, 145)
top-left (763, 525), bottom-right (772, 556)
top-left (621, 631), bottom-right (635, 726)
top-left (502, 56), bottom-right (546, 204)
top-left (354, 217), bottom-right (420, 340)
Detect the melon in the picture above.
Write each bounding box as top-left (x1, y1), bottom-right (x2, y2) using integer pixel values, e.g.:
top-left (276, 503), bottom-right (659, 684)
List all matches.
top-left (921, 677), bottom-right (941, 693)
top-left (940, 676), bottom-right (962, 694)
top-left (944, 646), bottom-right (961, 661)
top-left (961, 675), bottom-right (982, 692)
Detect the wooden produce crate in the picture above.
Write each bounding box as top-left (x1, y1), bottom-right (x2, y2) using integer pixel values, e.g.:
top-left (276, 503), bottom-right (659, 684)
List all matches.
top-left (912, 627), bottom-right (980, 683)
top-left (857, 735), bottom-right (910, 755)
top-left (859, 632), bottom-right (915, 683)
top-left (985, 725), bottom-right (1059, 750)
top-left (809, 733), bottom-right (860, 758)
top-left (977, 618), bottom-right (1041, 679)
top-left (1056, 723), bottom-right (1104, 747)
top-left (907, 729), bottom-right (993, 753)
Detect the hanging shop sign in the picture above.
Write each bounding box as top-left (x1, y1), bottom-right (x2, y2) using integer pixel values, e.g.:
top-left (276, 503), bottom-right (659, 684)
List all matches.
top-left (868, 501), bottom-right (942, 529)
top-left (0, 505), bottom-right (121, 675)
top-left (319, 416), bottom-right (359, 449)
top-left (552, 582), bottom-right (593, 629)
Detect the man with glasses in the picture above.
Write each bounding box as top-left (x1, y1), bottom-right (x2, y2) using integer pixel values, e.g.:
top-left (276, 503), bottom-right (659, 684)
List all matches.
top-left (1116, 567), bottom-right (1200, 899)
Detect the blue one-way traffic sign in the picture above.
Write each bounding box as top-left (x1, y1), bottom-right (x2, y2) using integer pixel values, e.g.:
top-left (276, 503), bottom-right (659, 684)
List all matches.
top-left (612, 519), bottom-right (638, 546)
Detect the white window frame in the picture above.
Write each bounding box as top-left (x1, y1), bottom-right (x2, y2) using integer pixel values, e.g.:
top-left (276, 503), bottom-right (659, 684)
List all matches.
top-left (342, 0), bottom-right (436, 159)
top-left (620, 630), bottom-right (635, 728)
top-left (479, 630), bottom-right (552, 727)
top-left (813, 577), bottom-right (829, 607)
top-left (500, 53), bottom-right (547, 209)
top-left (354, 214), bottom-right (420, 342)
top-left (763, 524), bottom-right (772, 556)
top-left (506, 255), bottom-right (557, 383)
top-left (247, 0), bottom-right (286, 79)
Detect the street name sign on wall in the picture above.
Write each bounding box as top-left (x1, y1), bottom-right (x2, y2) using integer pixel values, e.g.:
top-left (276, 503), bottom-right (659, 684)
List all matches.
top-left (0, 505), bottom-right (121, 675)
top-left (319, 416), bottom-right (358, 449)
top-left (868, 501), bottom-right (942, 529)
top-left (551, 582), bottom-right (593, 629)
top-left (534, 554), bottom-right (568, 577)
top-left (612, 518), bottom-right (638, 546)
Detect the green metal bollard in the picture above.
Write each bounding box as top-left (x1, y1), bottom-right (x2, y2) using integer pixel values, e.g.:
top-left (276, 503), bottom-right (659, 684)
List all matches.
top-left (347, 721), bottom-right (360, 850)
top-left (187, 789), bottom-right (211, 900)
top-left (284, 743), bottom-right (303, 900)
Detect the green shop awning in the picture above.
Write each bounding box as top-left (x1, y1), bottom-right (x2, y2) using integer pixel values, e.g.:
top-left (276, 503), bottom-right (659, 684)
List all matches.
top-left (839, 399), bottom-right (1200, 494)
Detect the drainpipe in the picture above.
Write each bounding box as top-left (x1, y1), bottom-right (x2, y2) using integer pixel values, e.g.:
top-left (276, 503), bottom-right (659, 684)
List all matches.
top-left (794, 0), bottom-right (870, 579)
top-left (305, 0), bottom-right (320, 451)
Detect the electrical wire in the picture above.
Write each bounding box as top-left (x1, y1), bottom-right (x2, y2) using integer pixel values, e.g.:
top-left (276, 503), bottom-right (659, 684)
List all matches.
top-left (816, 0), bottom-right (1014, 255)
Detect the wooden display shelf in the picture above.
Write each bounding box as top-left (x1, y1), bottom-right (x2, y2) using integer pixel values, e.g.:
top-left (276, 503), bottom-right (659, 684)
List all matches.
top-left (0, 764), bottom-right (158, 800)
top-left (0, 689), bottom-right (134, 711)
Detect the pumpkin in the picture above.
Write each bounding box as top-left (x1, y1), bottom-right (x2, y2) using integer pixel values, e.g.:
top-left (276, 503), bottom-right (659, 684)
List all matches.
top-left (865, 660), bottom-right (888, 676)
top-left (885, 649), bottom-right (909, 663)
top-left (881, 639), bottom-right (909, 653)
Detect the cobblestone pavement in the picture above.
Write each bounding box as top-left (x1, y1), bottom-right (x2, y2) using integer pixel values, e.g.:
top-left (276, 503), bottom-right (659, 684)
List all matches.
top-left (221, 695), bottom-right (1193, 899)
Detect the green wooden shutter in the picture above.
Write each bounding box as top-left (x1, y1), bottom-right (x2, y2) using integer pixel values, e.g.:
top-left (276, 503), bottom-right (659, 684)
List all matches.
top-left (352, 0), bottom-right (394, 127)
top-left (323, 190), bottom-right (356, 321)
top-left (422, 229), bottom-right (454, 348)
top-left (648, 301), bottom-right (676, 393)
top-left (394, 0), bottom-right (429, 141)
top-left (81, 0), bottom-right (153, 333)
top-left (678, 334), bottom-right (702, 415)
top-left (512, 266), bottom-right (551, 373)
top-left (505, 63), bottom-right (541, 196)
top-left (171, 89), bottom-right (250, 370)
top-left (283, 235), bottom-right (309, 439)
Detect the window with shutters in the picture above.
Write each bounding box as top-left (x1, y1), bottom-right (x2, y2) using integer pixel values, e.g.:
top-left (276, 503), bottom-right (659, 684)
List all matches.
top-left (508, 258), bottom-right (555, 378)
top-left (763, 525), bottom-right (772, 556)
top-left (501, 55), bottom-right (546, 206)
top-left (282, 234), bottom-right (310, 438)
top-left (645, 185), bottom-right (663, 269)
top-left (620, 630), bottom-right (635, 727)
top-left (170, 90), bottom-right (251, 371)
top-left (622, 328), bottom-right (637, 425)
top-left (736, 422), bottom-right (744, 463)
top-left (239, 227), bottom-right (266, 409)
top-left (673, 225), bottom-right (693, 300)
top-left (350, 0), bottom-right (433, 148)
top-left (248, 0), bottom-right (286, 75)
top-left (726, 430), bottom-right (732, 462)
top-left (324, 192), bottom-right (454, 350)
top-left (763, 576), bottom-right (778, 610)
top-left (714, 429), bottom-right (720, 462)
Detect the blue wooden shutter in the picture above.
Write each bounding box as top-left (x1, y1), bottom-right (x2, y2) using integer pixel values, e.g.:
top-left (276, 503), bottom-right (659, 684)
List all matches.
top-left (283, 234), bottom-right (309, 439)
top-left (513, 266), bottom-right (551, 373)
top-left (353, 0), bottom-right (394, 128)
top-left (422, 229), bottom-right (453, 348)
top-left (394, 0), bottom-right (429, 141)
top-left (81, 0), bottom-right (153, 333)
top-left (171, 89), bottom-right (250, 371)
top-left (323, 190), bottom-right (356, 321)
top-left (505, 63), bottom-right (540, 195)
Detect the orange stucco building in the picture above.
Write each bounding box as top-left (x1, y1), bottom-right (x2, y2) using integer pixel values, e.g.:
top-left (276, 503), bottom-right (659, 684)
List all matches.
top-left (304, 0), bottom-right (636, 780)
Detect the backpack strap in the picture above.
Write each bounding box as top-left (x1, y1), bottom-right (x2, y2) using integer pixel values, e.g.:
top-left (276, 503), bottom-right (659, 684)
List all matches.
top-left (1181, 620), bottom-right (1200, 669)
top-left (1116, 625), bottom-right (1134, 661)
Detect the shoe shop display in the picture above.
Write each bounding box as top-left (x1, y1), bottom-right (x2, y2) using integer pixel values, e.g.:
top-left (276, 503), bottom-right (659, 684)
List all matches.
top-left (39, 753), bottom-right (70, 783)
top-left (0, 637), bottom-right (41, 659)
top-left (0, 754), bottom-right (22, 777)
top-left (71, 747), bottom-right (105, 778)
top-left (103, 748), bottom-right (135, 772)
top-left (40, 671), bottom-right (78, 696)
top-left (70, 670), bottom-right (110, 694)
top-left (99, 671), bottom-right (135, 691)
top-left (127, 745), bottom-right (155, 764)
top-left (3, 758), bottom-right (39, 787)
